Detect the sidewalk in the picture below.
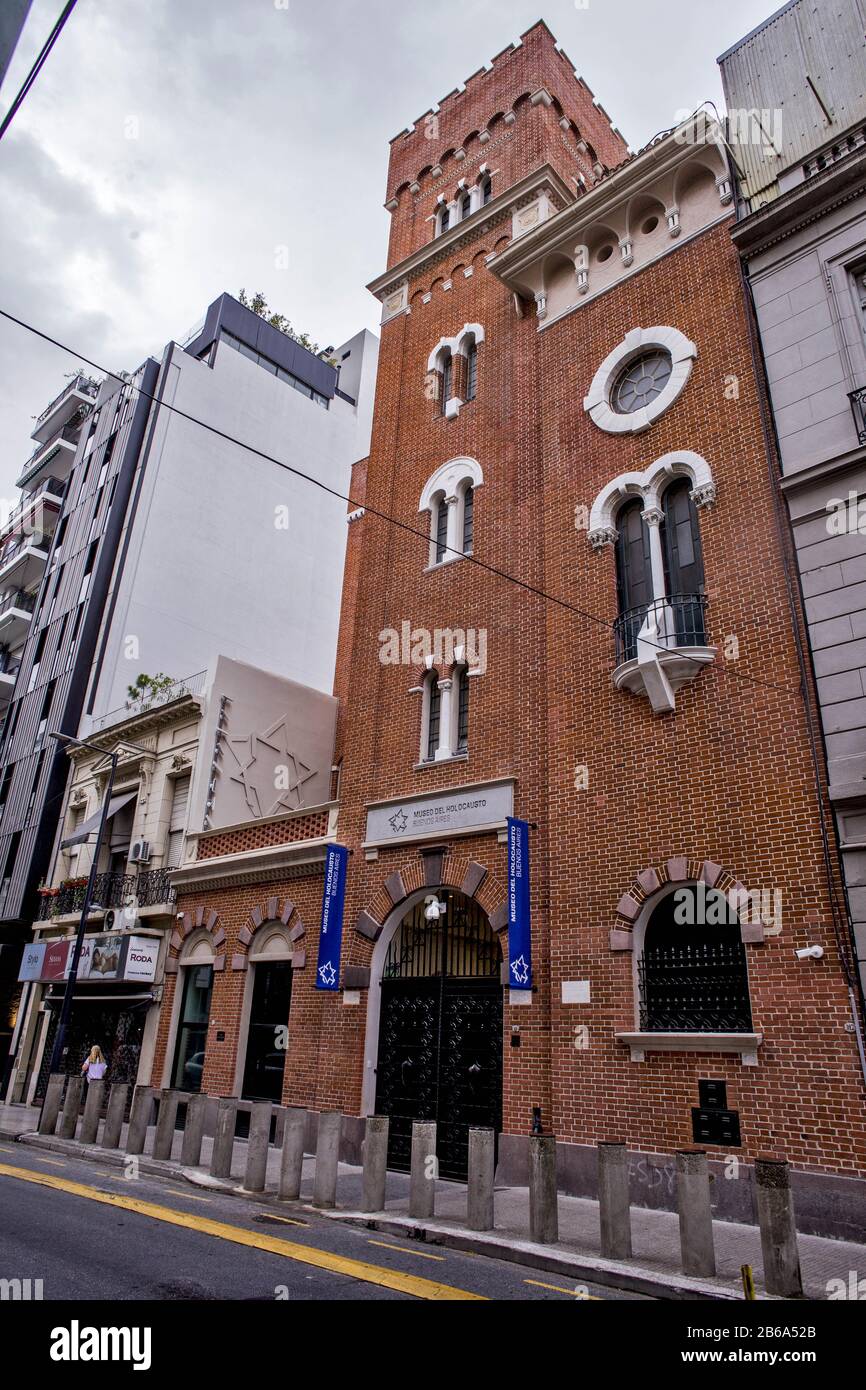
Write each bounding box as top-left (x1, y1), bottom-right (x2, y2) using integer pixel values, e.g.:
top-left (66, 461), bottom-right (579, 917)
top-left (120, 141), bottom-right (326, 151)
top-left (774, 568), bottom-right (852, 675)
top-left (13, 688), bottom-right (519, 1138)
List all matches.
top-left (3, 1104), bottom-right (862, 1301)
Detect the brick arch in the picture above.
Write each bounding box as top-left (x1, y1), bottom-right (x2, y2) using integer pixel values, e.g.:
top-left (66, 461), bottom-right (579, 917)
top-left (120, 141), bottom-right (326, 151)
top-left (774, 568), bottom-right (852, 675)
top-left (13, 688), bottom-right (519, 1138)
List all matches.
top-left (354, 849), bottom-right (509, 948)
top-left (166, 907), bottom-right (224, 975)
top-left (232, 897), bottom-right (307, 974)
top-left (610, 857), bottom-right (765, 951)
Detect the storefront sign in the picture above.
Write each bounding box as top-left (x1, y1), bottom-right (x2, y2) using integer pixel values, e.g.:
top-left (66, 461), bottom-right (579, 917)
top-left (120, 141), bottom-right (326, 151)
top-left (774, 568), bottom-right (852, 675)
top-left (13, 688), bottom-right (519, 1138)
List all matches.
top-left (18, 942), bottom-right (46, 981)
top-left (316, 844), bottom-right (349, 991)
top-left (124, 936), bottom-right (159, 982)
top-left (507, 817), bottom-right (532, 991)
top-left (41, 940), bottom-right (70, 981)
top-left (365, 780), bottom-right (513, 846)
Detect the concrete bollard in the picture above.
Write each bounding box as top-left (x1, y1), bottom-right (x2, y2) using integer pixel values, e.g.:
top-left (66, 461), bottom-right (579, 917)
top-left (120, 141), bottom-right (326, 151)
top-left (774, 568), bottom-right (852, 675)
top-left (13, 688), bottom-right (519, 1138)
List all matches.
top-left (313, 1111), bottom-right (342, 1209)
top-left (210, 1099), bottom-right (238, 1179)
top-left (59, 1075), bottom-right (84, 1140)
top-left (755, 1158), bottom-right (803, 1297)
top-left (467, 1127), bottom-right (495, 1232)
top-left (361, 1115), bottom-right (389, 1214)
top-left (279, 1107), bottom-right (307, 1201)
top-left (409, 1121), bottom-right (437, 1220)
top-left (152, 1089), bottom-right (180, 1161)
top-left (38, 1074), bottom-right (66, 1136)
top-left (244, 1102), bottom-right (272, 1192)
top-left (529, 1133), bottom-right (558, 1244)
top-left (126, 1086), bottom-right (156, 1156)
top-left (180, 1093), bottom-right (207, 1167)
top-left (80, 1079), bottom-right (106, 1145)
top-left (101, 1083), bottom-right (129, 1150)
top-left (676, 1149), bottom-right (716, 1277)
top-left (598, 1141), bottom-right (632, 1260)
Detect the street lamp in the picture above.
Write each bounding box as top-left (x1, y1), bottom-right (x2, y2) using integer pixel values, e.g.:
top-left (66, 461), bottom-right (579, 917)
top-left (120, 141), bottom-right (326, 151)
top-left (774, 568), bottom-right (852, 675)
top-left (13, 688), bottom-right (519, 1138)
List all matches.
top-left (45, 730), bottom-right (150, 1077)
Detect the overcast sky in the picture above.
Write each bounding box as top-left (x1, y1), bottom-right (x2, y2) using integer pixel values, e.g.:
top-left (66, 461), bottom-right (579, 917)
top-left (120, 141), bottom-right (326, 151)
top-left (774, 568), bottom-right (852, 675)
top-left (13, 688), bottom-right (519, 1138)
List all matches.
top-left (0, 0), bottom-right (774, 501)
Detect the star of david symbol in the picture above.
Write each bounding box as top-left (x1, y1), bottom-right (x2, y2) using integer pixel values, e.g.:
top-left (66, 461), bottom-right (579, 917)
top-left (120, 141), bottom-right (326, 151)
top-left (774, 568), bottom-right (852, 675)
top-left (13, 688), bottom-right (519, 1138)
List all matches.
top-left (228, 716), bottom-right (317, 818)
top-left (510, 955), bottom-right (530, 986)
top-left (318, 961), bottom-right (337, 987)
top-left (389, 809), bottom-right (409, 834)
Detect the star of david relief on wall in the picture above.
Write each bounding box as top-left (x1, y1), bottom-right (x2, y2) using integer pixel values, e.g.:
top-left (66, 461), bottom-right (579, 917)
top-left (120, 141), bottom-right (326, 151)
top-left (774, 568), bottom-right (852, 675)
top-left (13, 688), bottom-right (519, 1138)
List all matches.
top-left (228, 716), bottom-right (318, 818)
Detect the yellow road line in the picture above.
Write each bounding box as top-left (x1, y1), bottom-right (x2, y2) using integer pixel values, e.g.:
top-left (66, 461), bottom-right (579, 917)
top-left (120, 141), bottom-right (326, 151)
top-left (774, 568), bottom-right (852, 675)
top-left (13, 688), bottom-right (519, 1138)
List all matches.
top-left (368, 1239), bottom-right (446, 1263)
top-left (524, 1278), bottom-right (600, 1300)
top-left (257, 1213), bottom-right (309, 1227)
top-left (28, 1154), bottom-right (67, 1167)
top-left (0, 1163), bottom-right (484, 1301)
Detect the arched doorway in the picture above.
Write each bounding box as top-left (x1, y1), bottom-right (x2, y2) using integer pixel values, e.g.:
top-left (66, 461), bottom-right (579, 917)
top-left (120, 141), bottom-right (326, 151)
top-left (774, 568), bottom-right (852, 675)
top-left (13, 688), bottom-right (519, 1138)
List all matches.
top-left (374, 889), bottom-right (502, 1181)
top-left (637, 887), bottom-right (753, 1032)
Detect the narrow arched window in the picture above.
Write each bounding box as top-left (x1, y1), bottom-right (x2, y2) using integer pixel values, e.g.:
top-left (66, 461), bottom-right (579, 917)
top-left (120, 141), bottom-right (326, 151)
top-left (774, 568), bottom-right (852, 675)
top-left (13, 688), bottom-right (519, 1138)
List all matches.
top-left (456, 667), bottom-right (469, 754)
top-left (441, 353), bottom-right (452, 412)
top-left (426, 671), bottom-right (441, 761)
top-left (614, 499), bottom-right (653, 663)
top-left (466, 340), bottom-right (478, 401)
top-left (639, 888), bottom-right (752, 1033)
top-left (460, 192), bottom-right (471, 220)
top-left (435, 495), bottom-right (448, 563)
top-left (440, 204), bottom-right (450, 235)
top-left (481, 174), bottom-right (492, 205)
top-left (662, 479), bottom-right (706, 647)
top-left (462, 485), bottom-right (474, 555)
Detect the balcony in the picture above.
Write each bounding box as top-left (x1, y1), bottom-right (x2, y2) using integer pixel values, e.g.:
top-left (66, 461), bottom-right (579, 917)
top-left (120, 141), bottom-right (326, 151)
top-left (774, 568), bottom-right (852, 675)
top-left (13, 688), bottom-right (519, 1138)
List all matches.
top-left (0, 540), bottom-right (49, 592)
top-left (89, 670), bottom-right (208, 735)
top-left (36, 867), bottom-right (176, 921)
top-left (850, 387), bottom-right (866, 447)
top-left (0, 589), bottom-right (36, 646)
top-left (30, 374), bottom-right (99, 446)
top-left (0, 477), bottom-right (64, 547)
top-left (0, 653), bottom-right (21, 708)
top-left (17, 428), bottom-right (80, 492)
top-left (613, 594), bottom-right (714, 714)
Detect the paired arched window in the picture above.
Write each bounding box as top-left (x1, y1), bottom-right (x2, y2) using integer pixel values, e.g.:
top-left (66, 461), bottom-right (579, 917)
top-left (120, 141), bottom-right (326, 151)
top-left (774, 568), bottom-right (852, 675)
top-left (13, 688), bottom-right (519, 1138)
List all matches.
top-left (613, 478), bottom-right (706, 663)
top-left (427, 325), bottom-right (484, 418)
top-left (420, 459), bottom-right (483, 568)
top-left (421, 664), bottom-right (470, 763)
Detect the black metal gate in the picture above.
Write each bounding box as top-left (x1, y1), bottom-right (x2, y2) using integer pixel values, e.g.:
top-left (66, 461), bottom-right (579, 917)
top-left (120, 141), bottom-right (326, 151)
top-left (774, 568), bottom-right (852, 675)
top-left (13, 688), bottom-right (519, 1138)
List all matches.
top-left (35, 996), bottom-right (148, 1101)
top-left (375, 891), bottom-right (502, 1181)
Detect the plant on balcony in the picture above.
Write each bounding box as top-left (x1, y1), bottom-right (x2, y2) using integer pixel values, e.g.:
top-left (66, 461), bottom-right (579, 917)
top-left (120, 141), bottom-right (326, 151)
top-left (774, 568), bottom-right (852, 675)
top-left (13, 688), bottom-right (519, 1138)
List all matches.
top-left (125, 672), bottom-right (177, 713)
top-left (237, 289), bottom-right (336, 364)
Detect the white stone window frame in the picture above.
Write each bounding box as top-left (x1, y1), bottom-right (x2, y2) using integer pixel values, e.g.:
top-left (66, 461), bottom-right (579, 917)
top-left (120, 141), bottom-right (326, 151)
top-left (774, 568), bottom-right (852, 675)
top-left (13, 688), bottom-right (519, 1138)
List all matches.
top-left (420, 456), bottom-right (484, 568)
top-left (427, 324), bottom-right (485, 420)
top-left (584, 326), bottom-right (697, 435)
top-left (417, 658), bottom-right (471, 766)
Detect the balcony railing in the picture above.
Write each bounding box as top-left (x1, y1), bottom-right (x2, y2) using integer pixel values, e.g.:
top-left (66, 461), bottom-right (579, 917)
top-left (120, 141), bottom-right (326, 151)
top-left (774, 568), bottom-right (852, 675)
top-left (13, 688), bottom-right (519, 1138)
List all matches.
top-left (90, 670), bottom-right (208, 734)
top-left (36, 867), bottom-right (176, 920)
top-left (0, 589), bottom-right (36, 619)
top-left (850, 387), bottom-right (866, 447)
top-left (34, 374), bottom-right (99, 430)
top-left (614, 594), bottom-right (708, 666)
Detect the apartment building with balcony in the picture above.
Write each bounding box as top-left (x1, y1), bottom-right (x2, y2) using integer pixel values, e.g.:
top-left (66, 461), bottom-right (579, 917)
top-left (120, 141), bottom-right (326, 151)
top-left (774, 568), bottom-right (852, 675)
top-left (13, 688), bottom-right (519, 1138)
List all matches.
top-left (0, 293), bottom-right (377, 1092)
top-left (720, 0), bottom-right (866, 999)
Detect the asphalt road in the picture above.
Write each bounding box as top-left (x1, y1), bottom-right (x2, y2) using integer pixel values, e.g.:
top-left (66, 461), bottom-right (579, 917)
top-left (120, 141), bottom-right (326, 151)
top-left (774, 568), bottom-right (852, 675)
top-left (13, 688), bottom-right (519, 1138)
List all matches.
top-left (0, 1140), bottom-right (650, 1303)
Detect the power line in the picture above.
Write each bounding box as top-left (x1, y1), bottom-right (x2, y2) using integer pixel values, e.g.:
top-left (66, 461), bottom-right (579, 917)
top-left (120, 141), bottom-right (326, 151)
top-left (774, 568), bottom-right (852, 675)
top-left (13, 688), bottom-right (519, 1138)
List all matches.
top-left (0, 304), bottom-right (803, 702)
top-left (0, 1), bottom-right (80, 143)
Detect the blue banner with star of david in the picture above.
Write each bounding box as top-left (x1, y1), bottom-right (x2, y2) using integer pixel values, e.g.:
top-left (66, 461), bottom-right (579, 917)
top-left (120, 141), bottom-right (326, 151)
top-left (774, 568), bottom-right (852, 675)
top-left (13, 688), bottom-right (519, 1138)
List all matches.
top-left (316, 844), bottom-right (349, 991)
top-left (507, 817), bottom-right (532, 990)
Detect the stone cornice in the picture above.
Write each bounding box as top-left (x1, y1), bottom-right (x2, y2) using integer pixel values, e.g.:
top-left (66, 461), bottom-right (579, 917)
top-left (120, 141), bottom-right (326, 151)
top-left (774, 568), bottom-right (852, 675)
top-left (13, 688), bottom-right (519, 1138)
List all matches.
top-left (731, 146), bottom-right (866, 259)
top-left (367, 165), bottom-right (576, 300)
top-left (71, 694), bottom-right (203, 758)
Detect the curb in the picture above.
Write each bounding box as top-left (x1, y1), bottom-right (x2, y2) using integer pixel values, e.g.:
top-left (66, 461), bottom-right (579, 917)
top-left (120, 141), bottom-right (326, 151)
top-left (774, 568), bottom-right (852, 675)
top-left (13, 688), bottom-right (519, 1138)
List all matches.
top-left (11, 1131), bottom-right (755, 1301)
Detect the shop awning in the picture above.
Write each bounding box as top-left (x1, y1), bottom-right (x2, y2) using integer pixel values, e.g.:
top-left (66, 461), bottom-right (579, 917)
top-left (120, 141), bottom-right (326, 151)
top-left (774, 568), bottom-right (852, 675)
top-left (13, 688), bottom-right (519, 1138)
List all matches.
top-left (60, 790), bottom-right (139, 849)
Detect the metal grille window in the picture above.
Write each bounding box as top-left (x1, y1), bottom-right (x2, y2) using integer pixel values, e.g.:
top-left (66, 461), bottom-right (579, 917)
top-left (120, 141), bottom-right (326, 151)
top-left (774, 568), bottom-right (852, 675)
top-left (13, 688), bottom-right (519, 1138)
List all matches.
top-left (466, 342), bottom-right (478, 401)
top-left (638, 891), bottom-right (753, 1033)
top-left (462, 485), bottom-right (474, 555)
top-left (456, 667), bottom-right (469, 753)
top-left (425, 673), bottom-right (441, 762)
top-left (383, 892), bottom-right (500, 980)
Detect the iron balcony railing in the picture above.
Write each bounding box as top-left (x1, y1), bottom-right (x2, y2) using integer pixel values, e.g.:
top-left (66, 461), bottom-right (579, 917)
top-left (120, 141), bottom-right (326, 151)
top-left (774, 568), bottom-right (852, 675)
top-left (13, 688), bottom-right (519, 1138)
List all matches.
top-left (0, 588), bottom-right (36, 619)
top-left (614, 593), bottom-right (708, 666)
top-left (34, 374), bottom-right (99, 430)
top-left (36, 867), bottom-right (176, 920)
top-left (90, 670), bottom-right (208, 734)
top-left (850, 387), bottom-right (866, 447)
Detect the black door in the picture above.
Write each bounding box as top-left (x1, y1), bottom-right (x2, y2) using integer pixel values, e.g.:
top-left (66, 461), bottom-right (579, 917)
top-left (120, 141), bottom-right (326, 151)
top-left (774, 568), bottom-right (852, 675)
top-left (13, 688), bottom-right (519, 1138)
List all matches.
top-left (242, 960), bottom-right (293, 1101)
top-left (375, 891), bottom-right (502, 1181)
top-left (171, 964), bottom-right (214, 1093)
top-left (661, 479), bottom-right (706, 645)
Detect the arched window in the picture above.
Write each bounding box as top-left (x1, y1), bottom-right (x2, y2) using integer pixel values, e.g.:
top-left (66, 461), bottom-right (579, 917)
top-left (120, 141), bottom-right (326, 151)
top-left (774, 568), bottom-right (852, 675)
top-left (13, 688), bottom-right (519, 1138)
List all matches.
top-left (436, 203), bottom-right (451, 237)
top-left (425, 670), bottom-right (441, 762)
top-left (638, 888), bottom-right (752, 1033)
top-left (434, 493), bottom-right (449, 564)
top-left (462, 483), bottom-right (474, 556)
top-left (459, 191), bottom-right (471, 220)
top-left (465, 339), bottom-right (478, 402)
top-left (455, 666), bottom-right (470, 754)
top-left (614, 499), bottom-right (652, 663)
top-left (441, 352), bottom-right (453, 413)
top-left (661, 479), bottom-right (706, 646)
top-left (480, 174), bottom-right (492, 205)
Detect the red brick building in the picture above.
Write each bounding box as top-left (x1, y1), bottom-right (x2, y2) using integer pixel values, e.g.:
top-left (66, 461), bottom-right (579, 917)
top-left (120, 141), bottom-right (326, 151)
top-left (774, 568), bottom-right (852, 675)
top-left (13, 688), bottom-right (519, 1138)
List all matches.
top-left (158, 21), bottom-right (866, 1235)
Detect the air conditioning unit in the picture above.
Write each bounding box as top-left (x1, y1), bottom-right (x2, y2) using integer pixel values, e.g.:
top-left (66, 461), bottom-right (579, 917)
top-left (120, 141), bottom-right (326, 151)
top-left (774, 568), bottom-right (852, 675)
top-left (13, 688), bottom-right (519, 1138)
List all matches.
top-left (104, 909), bottom-right (116, 930)
top-left (130, 839), bottom-right (151, 864)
